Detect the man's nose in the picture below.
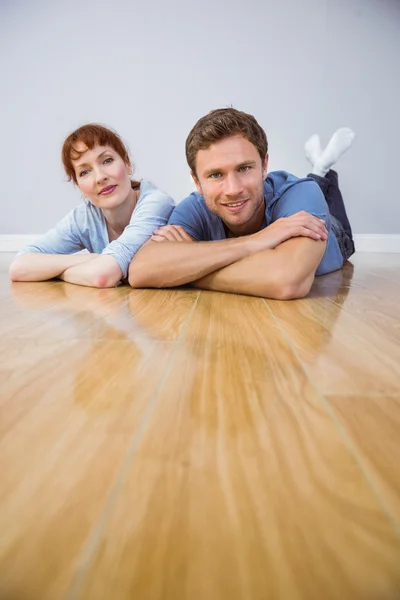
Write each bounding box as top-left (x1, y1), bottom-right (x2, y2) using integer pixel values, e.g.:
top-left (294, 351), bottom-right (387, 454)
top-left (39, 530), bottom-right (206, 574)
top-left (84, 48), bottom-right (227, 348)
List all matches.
top-left (223, 173), bottom-right (243, 197)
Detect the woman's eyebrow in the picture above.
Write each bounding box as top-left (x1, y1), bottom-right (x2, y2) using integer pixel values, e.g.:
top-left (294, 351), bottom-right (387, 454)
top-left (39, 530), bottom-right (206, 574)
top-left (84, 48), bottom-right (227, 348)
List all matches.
top-left (76, 150), bottom-right (111, 169)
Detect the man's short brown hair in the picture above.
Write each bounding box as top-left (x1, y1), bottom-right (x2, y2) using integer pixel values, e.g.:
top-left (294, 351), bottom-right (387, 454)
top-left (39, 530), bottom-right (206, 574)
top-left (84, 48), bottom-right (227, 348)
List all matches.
top-left (185, 108), bottom-right (268, 175)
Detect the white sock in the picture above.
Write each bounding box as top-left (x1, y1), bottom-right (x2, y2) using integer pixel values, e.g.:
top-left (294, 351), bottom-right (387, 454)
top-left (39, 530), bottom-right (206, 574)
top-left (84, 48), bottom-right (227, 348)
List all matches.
top-left (312, 127), bottom-right (355, 177)
top-left (304, 134), bottom-right (322, 166)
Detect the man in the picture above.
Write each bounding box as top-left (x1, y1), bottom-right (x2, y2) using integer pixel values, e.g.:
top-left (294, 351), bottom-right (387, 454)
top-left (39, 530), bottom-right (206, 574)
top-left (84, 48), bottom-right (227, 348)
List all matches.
top-left (129, 108), bottom-right (355, 299)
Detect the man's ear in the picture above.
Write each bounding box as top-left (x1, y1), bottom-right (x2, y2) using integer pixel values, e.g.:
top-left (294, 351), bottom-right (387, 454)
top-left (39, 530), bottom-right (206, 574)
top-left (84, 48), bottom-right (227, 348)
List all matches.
top-left (262, 154), bottom-right (269, 180)
top-left (191, 171), bottom-right (202, 195)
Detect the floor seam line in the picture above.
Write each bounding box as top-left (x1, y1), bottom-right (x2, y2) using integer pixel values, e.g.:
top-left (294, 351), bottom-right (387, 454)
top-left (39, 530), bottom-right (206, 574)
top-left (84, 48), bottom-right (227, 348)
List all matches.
top-left (262, 297), bottom-right (400, 540)
top-left (65, 291), bottom-right (201, 600)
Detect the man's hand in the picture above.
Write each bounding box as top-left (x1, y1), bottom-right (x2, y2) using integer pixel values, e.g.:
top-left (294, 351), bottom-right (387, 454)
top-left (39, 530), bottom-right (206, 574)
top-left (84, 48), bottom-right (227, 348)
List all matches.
top-left (252, 211), bottom-right (328, 251)
top-left (151, 225), bottom-right (194, 243)
top-left (151, 212), bottom-right (326, 250)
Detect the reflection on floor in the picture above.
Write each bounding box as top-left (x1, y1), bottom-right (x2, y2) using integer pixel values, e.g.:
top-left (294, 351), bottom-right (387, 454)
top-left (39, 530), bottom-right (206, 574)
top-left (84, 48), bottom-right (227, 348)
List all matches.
top-left (1, 252), bottom-right (400, 600)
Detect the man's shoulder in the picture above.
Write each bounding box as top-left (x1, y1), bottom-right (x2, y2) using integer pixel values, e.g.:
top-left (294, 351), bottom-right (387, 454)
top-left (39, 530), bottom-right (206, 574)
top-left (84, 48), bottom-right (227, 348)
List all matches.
top-left (264, 171), bottom-right (320, 209)
top-left (169, 191), bottom-right (222, 240)
top-left (172, 191), bottom-right (215, 221)
top-left (266, 170), bottom-right (315, 193)
top-left (175, 190), bottom-right (207, 210)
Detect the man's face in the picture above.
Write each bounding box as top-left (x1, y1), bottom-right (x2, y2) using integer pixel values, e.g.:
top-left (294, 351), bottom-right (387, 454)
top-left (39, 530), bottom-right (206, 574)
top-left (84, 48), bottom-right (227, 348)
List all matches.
top-left (192, 135), bottom-right (268, 236)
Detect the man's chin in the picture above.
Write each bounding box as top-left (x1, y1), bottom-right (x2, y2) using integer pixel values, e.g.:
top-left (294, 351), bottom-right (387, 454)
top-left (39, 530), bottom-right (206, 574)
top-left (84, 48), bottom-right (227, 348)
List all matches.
top-left (223, 215), bottom-right (252, 236)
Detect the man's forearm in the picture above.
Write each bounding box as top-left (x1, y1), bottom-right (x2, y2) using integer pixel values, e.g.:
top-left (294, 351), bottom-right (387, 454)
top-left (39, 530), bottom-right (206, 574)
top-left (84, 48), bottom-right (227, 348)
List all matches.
top-left (193, 238), bottom-right (327, 299)
top-left (129, 236), bottom-right (263, 288)
top-left (9, 253), bottom-right (99, 282)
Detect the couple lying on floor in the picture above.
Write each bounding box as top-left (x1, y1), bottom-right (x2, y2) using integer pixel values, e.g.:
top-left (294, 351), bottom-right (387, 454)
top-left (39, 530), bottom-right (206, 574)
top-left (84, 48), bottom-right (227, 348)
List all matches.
top-left (10, 107), bottom-right (355, 300)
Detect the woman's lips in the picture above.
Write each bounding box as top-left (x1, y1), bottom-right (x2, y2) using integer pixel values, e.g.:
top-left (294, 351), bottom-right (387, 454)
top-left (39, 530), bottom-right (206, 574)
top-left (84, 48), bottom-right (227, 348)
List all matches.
top-left (99, 185), bottom-right (117, 196)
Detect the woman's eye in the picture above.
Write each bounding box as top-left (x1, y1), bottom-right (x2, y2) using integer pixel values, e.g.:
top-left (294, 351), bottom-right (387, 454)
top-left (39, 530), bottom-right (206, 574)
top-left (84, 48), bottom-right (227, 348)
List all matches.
top-left (103, 157), bottom-right (113, 164)
top-left (79, 169), bottom-right (89, 177)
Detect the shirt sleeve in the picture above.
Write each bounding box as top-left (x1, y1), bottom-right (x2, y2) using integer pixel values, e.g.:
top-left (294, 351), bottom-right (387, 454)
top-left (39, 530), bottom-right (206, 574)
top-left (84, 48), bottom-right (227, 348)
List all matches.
top-left (101, 190), bottom-right (175, 278)
top-left (271, 179), bottom-right (332, 229)
top-left (16, 207), bottom-right (85, 257)
top-left (168, 194), bottom-right (207, 240)
top-left (271, 178), bottom-right (345, 275)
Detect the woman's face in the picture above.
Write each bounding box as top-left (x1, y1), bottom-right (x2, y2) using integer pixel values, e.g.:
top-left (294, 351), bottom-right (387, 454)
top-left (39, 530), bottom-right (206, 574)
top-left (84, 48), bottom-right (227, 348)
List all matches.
top-left (72, 142), bottom-right (133, 209)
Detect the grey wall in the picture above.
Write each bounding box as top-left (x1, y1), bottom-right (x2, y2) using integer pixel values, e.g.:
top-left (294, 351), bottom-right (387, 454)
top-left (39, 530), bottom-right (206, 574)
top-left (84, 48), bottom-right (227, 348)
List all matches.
top-left (1, 0), bottom-right (399, 235)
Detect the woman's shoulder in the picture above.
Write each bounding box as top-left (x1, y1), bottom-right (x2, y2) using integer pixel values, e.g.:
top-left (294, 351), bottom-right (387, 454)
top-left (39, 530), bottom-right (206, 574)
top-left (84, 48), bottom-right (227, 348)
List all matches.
top-left (138, 180), bottom-right (175, 206)
top-left (61, 200), bottom-right (103, 234)
top-left (67, 199), bottom-right (102, 217)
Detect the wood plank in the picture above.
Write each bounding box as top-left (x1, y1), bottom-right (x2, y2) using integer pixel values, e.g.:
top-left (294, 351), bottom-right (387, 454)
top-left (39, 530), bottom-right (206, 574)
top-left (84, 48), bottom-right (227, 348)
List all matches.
top-left (127, 288), bottom-right (199, 342)
top-left (0, 335), bottom-right (175, 599)
top-left (0, 427), bottom-right (132, 600)
top-left (0, 269), bottom-right (200, 598)
top-left (2, 281), bottom-right (141, 341)
top-left (266, 295), bottom-right (400, 395)
top-left (311, 270), bottom-right (400, 344)
top-left (312, 262), bottom-right (400, 306)
top-left (2, 283), bottom-right (198, 344)
top-left (328, 394), bottom-right (400, 522)
top-left (0, 338), bottom-right (174, 434)
top-left (77, 293), bottom-right (400, 600)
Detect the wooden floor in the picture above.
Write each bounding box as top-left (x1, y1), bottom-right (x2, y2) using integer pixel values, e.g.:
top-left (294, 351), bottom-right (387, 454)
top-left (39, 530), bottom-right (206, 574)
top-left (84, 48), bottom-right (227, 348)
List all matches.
top-left (1, 252), bottom-right (400, 600)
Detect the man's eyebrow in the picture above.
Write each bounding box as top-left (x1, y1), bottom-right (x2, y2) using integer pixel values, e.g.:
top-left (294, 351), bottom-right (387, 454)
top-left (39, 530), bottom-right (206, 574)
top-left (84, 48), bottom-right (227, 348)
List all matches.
top-left (76, 150), bottom-right (112, 169)
top-left (203, 160), bottom-right (257, 177)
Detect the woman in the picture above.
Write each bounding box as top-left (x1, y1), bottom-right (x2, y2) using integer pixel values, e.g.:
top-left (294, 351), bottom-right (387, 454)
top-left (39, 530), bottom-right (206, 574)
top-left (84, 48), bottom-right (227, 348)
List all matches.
top-left (9, 124), bottom-right (174, 288)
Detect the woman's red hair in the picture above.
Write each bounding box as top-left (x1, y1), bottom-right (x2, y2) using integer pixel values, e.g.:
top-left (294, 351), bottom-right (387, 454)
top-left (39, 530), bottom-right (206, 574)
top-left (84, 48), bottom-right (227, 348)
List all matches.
top-left (62, 123), bottom-right (139, 187)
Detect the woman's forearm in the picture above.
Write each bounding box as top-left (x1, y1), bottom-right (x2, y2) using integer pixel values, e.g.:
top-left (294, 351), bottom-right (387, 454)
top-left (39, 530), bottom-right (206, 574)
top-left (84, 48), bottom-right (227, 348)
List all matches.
top-left (59, 255), bottom-right (123, 288)
top-left (9, 253), bottom-right (99, 282)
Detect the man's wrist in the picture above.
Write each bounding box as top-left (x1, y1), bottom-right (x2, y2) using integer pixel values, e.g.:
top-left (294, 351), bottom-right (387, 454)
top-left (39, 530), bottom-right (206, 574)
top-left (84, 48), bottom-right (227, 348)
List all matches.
top-left (244, 230), bottom-right (275, 254)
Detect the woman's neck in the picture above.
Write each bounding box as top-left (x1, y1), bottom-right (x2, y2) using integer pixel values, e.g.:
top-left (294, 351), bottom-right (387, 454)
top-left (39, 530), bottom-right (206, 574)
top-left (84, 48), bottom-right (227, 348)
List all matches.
top-left (103, 185), bottom-right (139, 237)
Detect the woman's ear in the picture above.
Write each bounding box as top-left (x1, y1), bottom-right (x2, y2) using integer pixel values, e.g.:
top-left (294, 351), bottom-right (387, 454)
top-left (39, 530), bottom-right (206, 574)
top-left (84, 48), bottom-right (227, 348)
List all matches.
top-left (126, 159), bottom-right (134, 176)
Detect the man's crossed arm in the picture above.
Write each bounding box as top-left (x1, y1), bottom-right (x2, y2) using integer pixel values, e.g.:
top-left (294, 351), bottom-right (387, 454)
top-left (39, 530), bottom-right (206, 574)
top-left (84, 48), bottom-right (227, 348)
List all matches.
top-left (128, 211), bottom-right (328, 299)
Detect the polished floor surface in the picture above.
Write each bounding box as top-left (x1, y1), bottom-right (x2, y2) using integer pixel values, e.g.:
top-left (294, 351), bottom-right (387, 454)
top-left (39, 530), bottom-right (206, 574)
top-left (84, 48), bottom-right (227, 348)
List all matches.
top-left (1, 252), bottom-right (400, 600)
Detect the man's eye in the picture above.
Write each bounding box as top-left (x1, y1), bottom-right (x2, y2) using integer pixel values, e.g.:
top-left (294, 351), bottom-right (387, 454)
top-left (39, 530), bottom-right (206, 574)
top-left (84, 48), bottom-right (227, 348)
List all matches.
top-left (240, 166), bottom-right (251, 172)
top-left (209, 173), bottom-right (221, 179)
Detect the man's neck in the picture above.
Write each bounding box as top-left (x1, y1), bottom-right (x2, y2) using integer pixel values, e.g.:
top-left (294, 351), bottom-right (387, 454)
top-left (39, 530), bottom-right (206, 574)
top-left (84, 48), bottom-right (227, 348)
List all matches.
top-left (224, 199), bottom-right (266, 238)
